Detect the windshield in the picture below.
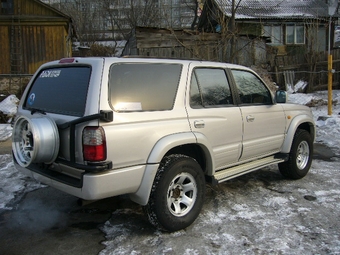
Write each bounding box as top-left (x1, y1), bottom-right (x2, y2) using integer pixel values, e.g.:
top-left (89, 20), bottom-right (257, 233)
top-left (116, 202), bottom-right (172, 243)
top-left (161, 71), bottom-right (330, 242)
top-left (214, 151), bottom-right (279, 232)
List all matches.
top-left (24, 66), bottom-right (91, 117)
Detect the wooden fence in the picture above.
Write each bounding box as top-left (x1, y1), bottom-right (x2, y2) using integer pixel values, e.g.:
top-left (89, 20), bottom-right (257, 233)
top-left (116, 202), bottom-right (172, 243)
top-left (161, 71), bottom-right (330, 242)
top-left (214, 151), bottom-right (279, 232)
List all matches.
top-left (272, 49), bottom-right (340, 91)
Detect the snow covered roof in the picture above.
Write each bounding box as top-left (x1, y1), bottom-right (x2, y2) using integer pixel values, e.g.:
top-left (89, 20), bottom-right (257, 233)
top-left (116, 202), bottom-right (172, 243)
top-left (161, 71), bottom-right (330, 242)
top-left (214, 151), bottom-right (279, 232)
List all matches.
top-left (214, 0), bottom-right (331, 20)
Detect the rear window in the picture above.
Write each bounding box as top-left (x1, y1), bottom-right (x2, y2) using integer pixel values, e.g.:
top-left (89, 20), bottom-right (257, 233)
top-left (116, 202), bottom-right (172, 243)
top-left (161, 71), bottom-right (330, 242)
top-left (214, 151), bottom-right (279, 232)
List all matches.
top-left (109, 63), bottom-right (182, 112)
top-left (24, 66), bottom-right (91, 117)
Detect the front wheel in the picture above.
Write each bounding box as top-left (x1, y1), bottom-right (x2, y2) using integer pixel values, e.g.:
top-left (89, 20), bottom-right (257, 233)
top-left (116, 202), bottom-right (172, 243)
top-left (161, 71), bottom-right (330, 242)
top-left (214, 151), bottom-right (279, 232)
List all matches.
top-left (279, 129), bottom-right (313, 179)
top-left (144, 154), bottom-right (205, 232)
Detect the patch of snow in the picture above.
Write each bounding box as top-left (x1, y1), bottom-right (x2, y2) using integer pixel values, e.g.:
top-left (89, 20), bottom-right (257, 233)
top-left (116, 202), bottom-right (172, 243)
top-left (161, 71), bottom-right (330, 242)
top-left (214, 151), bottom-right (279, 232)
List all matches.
top-left (0, 124), bottom-right (13, 141)
top-left (287, 80), bottom-right (307, 93)
top-left (0, 95), bottom-right (19, 115)
top-left (0, 155), bottom-right (46, 211)
top-left (263, 196), bottom-right (289, 207)
top-left (0, 94), bottom-right (18, 139)
top-left (288, 89), bottom-right (340, 154)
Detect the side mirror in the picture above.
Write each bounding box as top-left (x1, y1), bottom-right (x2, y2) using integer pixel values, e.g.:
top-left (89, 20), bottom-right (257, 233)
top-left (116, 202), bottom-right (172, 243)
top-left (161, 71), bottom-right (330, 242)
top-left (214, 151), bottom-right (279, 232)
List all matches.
top-left (275, 90), bottom-right (287, 103)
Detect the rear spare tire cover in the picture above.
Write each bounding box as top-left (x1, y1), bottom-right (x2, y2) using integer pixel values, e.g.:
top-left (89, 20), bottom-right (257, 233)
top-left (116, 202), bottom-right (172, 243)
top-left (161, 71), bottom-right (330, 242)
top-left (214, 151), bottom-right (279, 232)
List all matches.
top-left (12, 116), bottom-right (60, 167)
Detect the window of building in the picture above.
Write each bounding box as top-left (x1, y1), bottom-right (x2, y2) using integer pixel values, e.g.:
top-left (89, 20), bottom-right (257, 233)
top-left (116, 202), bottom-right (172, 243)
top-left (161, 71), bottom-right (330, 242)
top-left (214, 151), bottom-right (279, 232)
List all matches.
top-left (263, 25), bottom-right (283, 44)
top-left (286, 25), bottom-right (305, 44)
top-left (1, 0), bottom-right (13, 14)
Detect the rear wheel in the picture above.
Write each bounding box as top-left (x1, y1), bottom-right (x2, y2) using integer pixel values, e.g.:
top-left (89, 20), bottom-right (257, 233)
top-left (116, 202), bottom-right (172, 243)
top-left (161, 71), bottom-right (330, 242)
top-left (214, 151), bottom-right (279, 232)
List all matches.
top-left (279, 129), bottom-right (313, 179)
top-left (144, 154), bottom-right (205, 232)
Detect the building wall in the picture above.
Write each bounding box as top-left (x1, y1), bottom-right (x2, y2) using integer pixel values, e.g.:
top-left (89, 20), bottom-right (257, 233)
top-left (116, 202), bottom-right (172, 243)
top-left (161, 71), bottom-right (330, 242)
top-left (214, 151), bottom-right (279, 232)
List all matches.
top-left (0, 26), bottom-right (11, 73)
top-left (0, 0), bottom-right (72, 74)
top-left (123, 27), bottom-right (268, 66)
top-left (23, 25), bottom-right (70, 73)
top-left (2, 0), bottom-right (62, 15)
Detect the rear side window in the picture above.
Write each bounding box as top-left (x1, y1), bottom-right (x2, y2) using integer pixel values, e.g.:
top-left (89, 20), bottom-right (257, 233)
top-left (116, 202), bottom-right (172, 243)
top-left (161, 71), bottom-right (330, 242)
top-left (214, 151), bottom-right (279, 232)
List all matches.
top-left (24, 66), bottom-right (91, 117)
top-left (190, 68), bottom-right (233, 108)
top-left (109, 63), bottom-right (182, 111)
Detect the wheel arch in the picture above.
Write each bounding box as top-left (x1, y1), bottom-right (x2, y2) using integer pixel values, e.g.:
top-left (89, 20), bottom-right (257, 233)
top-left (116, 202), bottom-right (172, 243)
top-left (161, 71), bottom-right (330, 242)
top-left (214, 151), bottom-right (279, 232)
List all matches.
top-left (146, 132), bottom-right (213, 174)
top-left (130, 132), bottom-right (213, 205)
top-left (281, 115), bottom-right (315, 153)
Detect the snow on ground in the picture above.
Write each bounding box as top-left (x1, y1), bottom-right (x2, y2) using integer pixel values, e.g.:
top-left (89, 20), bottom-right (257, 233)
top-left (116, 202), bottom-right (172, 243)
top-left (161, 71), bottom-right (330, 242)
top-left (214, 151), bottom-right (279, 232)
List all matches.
top-left (99, 159), bottom-right (340, 255)
top-left (0, 124), bottom-right (13, 141)
top-left (0, 95), bottom-right (45, 210)
top-left (288, 89), bottom-right (340, 153)
top-left (0, 89), bottom-right (340, 254)
top-left (0, 154), bottom-right (45, 210)
top-left (0, 94), bottom-right (19, 116)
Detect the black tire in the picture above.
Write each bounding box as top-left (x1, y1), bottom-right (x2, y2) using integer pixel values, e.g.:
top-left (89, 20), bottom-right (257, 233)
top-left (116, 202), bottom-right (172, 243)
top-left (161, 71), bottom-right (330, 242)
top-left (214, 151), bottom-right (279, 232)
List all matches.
top-left (143, 154), bottom-right (205, 232)
top-left (279, 129), bottom-right (313, 180)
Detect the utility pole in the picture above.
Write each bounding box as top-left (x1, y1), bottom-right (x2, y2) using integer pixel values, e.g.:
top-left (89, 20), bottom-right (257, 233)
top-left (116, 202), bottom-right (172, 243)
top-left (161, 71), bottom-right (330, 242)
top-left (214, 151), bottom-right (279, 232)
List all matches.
top-left (327, 0), bottom-right (338, 115)
top-left (230, 0), bottom-right (237, 63)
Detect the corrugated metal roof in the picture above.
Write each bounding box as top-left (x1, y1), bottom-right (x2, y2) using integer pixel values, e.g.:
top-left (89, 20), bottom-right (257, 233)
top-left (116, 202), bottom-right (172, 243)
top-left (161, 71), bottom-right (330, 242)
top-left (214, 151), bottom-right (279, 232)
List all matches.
top-left (214, 0), bottom-right (330, 20)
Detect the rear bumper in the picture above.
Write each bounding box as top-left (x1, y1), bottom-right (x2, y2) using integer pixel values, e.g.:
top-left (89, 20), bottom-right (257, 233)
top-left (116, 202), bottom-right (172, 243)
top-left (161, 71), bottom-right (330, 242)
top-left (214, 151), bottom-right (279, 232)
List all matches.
top-left (14, 159), bottom-right (146, 200)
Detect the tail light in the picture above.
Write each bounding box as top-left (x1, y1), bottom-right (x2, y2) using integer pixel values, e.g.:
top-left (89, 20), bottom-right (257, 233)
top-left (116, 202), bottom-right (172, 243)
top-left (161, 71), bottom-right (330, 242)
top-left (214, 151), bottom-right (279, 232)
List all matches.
top-left (83, 126), bottom-right (106, 162)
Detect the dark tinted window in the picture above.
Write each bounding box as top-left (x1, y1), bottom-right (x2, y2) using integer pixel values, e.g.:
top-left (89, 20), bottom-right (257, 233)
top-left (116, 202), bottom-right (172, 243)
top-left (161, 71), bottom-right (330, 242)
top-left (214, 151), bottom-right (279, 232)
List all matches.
top-left (109, 63), bottom-right (182, 111)
top-left (190, 68), bottom-right (233, 108)
top-left (24, 66), bottom-right (91, 117)
top-left (1, 0), bottom-right (14, 14)
top-left (232, 70), bottom-right (272, 105)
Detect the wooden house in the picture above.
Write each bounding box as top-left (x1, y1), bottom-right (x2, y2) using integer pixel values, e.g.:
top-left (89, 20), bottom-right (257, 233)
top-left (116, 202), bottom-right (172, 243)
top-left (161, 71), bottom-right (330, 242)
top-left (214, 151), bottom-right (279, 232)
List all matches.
top-left (122, 26), bottom-right (268, 66)
top-left (198, 0), bottom-right (336, 55)
top-left (0, 0), bottom-right (75, 75)
top-left (122, 26), bottom-right (223, 61)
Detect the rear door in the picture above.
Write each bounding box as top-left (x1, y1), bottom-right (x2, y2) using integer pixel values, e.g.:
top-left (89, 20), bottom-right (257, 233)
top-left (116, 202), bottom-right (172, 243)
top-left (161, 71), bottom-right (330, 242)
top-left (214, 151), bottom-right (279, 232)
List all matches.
top-left (186, 63), bottom-right (243, 170)
top-left (22, 62), bottom-right (97, 162)
top-left (230, 69), bottom-right (286, 161)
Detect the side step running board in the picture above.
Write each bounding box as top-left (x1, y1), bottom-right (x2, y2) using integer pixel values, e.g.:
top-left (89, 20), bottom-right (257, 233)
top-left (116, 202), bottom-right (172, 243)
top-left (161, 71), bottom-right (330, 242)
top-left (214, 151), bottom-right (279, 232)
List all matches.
top-left (212, 155), bottom-right (286, 185)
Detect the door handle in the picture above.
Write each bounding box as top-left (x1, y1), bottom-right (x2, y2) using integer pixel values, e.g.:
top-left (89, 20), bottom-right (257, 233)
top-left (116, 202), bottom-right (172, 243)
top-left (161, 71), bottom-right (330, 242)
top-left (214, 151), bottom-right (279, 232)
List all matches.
top-left (246, 115), bottom-right (255, 122)
top-left (194, 120), bottom-right (205, 128)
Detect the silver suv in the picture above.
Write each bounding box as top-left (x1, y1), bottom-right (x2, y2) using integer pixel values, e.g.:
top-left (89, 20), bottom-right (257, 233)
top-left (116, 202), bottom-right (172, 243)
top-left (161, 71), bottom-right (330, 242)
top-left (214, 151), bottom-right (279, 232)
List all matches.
top-left (12, 57), bottom-right (315, 231)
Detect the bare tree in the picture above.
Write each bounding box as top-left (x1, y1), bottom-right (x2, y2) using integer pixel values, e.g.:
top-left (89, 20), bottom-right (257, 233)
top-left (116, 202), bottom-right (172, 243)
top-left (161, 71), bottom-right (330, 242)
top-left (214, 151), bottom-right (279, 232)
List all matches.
top-left (304, 18), bottom-right (324, 92)
top-left (180, 0), bottom-right (201, 30)
top-left (229, 0), bottom-right (242, 63)
top-left (51, 0), bottom-right (103, 46)
top-left (52, 0), bottom-right (200, 45)
top-left (197, 0), bottom-right (242, 62)
top-left (101, 0), bottom-right (163, 40)
top-left (128, 0), bottom-right (160, 27)
top-left (101, 0), bottom-right (128, 41)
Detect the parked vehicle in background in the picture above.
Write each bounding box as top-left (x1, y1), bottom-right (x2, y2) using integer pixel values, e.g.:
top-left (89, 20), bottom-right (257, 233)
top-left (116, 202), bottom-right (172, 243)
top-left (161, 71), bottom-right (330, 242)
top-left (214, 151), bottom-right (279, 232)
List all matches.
top-left (12, 57), bottom-right (315, 231)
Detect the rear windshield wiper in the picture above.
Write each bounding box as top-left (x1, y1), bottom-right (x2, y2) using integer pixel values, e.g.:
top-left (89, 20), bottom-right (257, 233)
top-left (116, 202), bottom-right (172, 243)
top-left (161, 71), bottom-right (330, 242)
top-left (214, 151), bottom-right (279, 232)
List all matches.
top-left (29, 108), bottom-right (46, 115)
